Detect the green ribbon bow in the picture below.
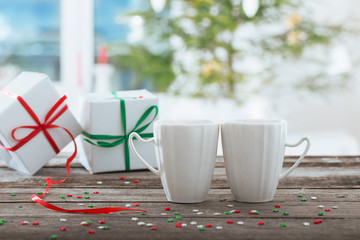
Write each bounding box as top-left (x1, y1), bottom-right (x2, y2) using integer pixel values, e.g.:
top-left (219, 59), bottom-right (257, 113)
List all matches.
top-left (82, 91), bottom-right (158, 171)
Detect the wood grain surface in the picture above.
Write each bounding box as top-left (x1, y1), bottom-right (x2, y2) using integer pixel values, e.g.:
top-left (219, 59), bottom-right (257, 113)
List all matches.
top-left (0, 156), bottom-right (359, 240)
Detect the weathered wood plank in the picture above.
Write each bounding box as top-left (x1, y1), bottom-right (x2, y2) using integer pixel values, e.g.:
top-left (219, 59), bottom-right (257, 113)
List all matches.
top-left (0, 189), bottom-right (359, 203)
top-left (0, 216), bottom-right (359, 240)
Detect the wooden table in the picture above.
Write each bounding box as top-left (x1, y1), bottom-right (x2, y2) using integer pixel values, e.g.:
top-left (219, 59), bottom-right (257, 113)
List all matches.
top-left (1, 156), bottom-right (359, 240)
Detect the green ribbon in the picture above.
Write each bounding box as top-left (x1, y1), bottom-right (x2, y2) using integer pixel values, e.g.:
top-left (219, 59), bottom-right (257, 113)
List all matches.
top-left (82, 91), bottom-right (158, 171)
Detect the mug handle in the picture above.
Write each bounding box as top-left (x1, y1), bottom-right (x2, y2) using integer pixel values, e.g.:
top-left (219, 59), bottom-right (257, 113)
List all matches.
top-left (279, 137), bottom-right (311, 180)
top-left (128, 132), bottom-right (160, 176)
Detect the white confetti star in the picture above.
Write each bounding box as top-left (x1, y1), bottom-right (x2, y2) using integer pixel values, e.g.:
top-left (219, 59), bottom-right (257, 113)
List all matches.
top-left (310, 196), bottom-right (317, 200)
top-left (125, 204), bottom-right (132, 207)
top-left (78, 203), bottom-right (84, 206)
top-left (196, 212), bottom-right (203, 215)
top-left (146, 223), bottom-right (154, 227)
top-left (227, 204), bottom-right (234, 207)
top-left (160, 213), bottom-right (167, 216)
top-left (216, 226), bottom-right (223, 229)
top-left (190, 221), bottom-right (197, 225)
top-left (318, 205), bottom-right (324, 208)
top-left (131, 217), bottom-right (138, 221)
top-left (213, 212), bottom-right (221, 215)
top-left (332, 206), bottom-right (338, 209)
top-left (251, 210), bottom-right (257, 213)
top-left (181, 223), bottom-right (187, 227)
top-left (237, 221), bottom-right (244, 225)
top-left (303, 222), bottom-right (310, 226)
top-left (98, 226), bottom-right (104, 229)
top-left (192, 209), bottom-right (199, 212)
top-left (197, 225), bottom-right (204, 228)
top-left (138, 222), bottom-right (146, 226)
top-left (124, 181), bottom-right (130, 184)
top-left (97, 181), bottom-right (103, 184)
top-left (60, 219), bottom-right (67, 222)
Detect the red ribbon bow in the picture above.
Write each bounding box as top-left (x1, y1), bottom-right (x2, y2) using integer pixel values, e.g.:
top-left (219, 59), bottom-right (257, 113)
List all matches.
top-left (0, 90), bottom-right (145, 214)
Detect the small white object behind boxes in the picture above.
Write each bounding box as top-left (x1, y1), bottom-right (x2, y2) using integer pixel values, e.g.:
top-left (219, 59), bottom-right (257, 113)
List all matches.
top-left (0, 72), bottom-right (82, 175)
top-left (78, 90), bottom-right (159, 173)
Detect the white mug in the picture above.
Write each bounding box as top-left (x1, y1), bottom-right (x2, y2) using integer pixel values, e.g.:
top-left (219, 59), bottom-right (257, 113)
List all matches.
top-left (221, 119), bottom-right (310, 202)
top-left (129, 120), bottom-right (219, 203)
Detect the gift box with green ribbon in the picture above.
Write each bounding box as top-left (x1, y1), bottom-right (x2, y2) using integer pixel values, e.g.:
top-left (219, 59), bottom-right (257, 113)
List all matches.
top-left (78, 89), bottom-right (159, 173)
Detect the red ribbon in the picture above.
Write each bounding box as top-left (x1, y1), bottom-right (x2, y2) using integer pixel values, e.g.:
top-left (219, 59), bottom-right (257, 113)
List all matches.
top-left (0, 90), bottom-right (145, 214)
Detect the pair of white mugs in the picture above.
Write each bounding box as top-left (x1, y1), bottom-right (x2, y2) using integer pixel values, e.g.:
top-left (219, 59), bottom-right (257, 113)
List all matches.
top-left (129, 119), bottom-right (310, 203)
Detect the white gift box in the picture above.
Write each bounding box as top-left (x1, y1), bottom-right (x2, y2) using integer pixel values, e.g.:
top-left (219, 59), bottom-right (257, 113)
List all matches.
top-left (78, 89), bottom-right (158, 173)
top-left (0, 72), bottom-right (82, 175)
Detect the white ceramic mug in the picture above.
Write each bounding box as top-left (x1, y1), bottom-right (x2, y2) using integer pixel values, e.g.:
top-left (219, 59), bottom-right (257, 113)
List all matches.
top-left (129, 120), bottom-right (219, 203)
top-left (221, 119), bottom-right (310, 202)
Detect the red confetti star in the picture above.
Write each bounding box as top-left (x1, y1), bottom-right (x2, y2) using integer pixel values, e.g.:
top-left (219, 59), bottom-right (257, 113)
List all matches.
top-left (93, 191), bottom-right (99, 194)
top-left (32, 222), bottom-right (39, 225)
top-left (275, 205), bottom-right (281, 208)
top-left (313, 219), bottom-right (323, 224)
top-left (249, 212), bottom-right (255, 215)
top-left (99, 220), bottom-right (106, 224)
top-left (134, 203), bottom-right (140, 207)
top-left (82, 223), bottom-right (90, 226)
top-left (77, 196), bottom-right (83, 199)
top-left (164, 207), bottom-right (171, 211)
top-left (175, 223), bottom-right (183, 228)
top-left (19, 222), bottom-right (28, 226)
top-left (88, 230), bottom-right (96, 234)
top-left (205, 224), bottom-right (213, 228)
top-left (139, 96), bottom-right (143, 99)
top-left (59, 227), bottom-right (67, 231)
top-left (120, 177), bottom-right (126, 180)
top-left (133, 180), bottom-right (139, 183)
top-left (258, 221), bottom-right (265, 225)
top-left (151, 227), bottom-right (157, 230)
top-left (325, 209), bottom-right (331, 212)
top-left (67, 194), bottom-right (73, 197)
top-left (226, 220), bottom-right (234, 224)
top-left (234, 210), bottom-right (241, 213)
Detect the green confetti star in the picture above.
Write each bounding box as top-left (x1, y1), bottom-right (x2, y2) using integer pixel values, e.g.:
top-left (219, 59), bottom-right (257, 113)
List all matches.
top-left (36, 192), bottom-right (43, 195)
top-left (255, 211), bottom-right (260, 215)
top-left (273, 209), bottom-right (279, 213)
top-left (297, 194), bottom-right (303, 197)
top-left (88, 205), bottom-right (94, 208)
top-left (224, 212), bottom-right (231, 215)
top-left (280, 222), bottom-right (287, 227)
top-left (198, 227), bottom-right (206, 231)
top-left (119, 212), bottom-right (125, 214)
top-left (283, 212), bottom-right (290, 216)
top-left (50, 235), bottom-right (58, 239)
top-left (59, 195), bottom-right (65, 199)
top-left (10, 193), bottom-right (16, 196)
top-left (167, 218), bottom-right (174, 222)
top-left (140, 212), bottom-right (147, 215)
top-left (86, 220), bottom-right (92, 225)
top-left (103, 226), bottom-right (110, 230)
top-left (84, 191), bottom-right (89, 194)
top-left (84, 196), bottom-right (90, 199)
top-left (176, 216), bottom-right (182, 220)
top-left (174, 212), bottom-right (180, 215)
top-left (301, 198), bottom-right (308, 202)
top-left (318, 212), bottom-right (324, 216)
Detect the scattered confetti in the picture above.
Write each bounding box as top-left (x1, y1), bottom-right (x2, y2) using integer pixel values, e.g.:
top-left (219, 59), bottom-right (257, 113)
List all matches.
top-left (190, 221), bottom-right (197, 225)
top-left (319, 205), bottom-right (324, 208)
top-left (310, 196), bottom-right (317, 200)
top-left (164, 207), bottom-right (171, 211)
top-left (313, 219), bottom-right (323, 224)
top-left (133, 180), bottom-right (139, 183)
top-left (303, 222), bottom-right (310, 226)
top-left (258, 221), bottom-right (265, 225)
top-left (227, 220), bottom-right (234, 224)
top-left (216, 226), bottom-right (223, 230)
top-left (237, 221), bottom-right (244, 225)
top-left (88, 230), bottom-right (96, 234)
top-left (59, 227), bottom-right (67, 231)
top-left (138, 222), bottom-right (146, 226)
top-left (280, 222), bottom-right (287, 227)
top-left (275, 205), bottom-right (281, 208)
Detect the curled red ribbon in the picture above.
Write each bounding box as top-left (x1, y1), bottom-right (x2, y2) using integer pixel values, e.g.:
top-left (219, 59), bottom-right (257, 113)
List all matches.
top-left (0, 89), bottom-right (145, 214)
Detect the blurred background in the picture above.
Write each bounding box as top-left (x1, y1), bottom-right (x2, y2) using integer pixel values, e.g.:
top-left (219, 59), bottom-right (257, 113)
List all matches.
top-left (0, 0), bottom-right (359, 155)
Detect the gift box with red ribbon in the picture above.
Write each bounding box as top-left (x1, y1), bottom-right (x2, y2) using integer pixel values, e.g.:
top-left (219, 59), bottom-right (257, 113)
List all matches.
top-left (0, 72), bottom-right (82, 175)
top-left (78, 90), bottom-right (158, 173)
